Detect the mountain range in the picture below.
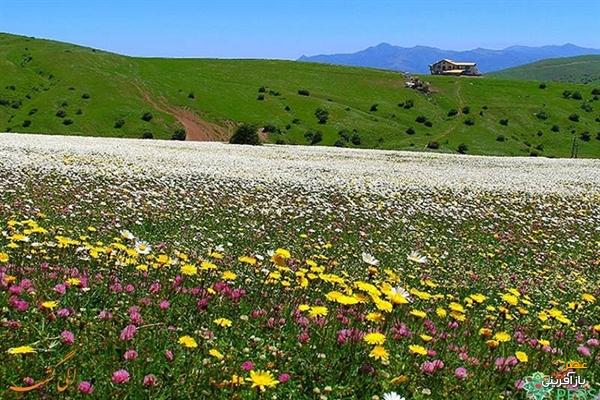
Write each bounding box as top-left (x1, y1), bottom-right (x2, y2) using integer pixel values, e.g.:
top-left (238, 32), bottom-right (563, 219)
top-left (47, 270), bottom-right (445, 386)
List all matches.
top-left (298, 43), bottom-right (600, 73)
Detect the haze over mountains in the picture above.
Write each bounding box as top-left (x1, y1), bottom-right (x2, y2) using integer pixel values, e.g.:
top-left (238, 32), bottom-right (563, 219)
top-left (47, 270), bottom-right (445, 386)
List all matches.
top-left (299, 43), bottom-right (600, 73)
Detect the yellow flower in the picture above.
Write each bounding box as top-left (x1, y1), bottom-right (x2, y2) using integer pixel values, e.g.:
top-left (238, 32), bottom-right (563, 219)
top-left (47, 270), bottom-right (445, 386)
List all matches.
top-left (135, 264), bottom-right (148, 271)
top-left (494, 332), bottom-right (511, 342)
top-left (374, 299), bottom-right (393, 313)
top-left (209, 348), bottom-right (224, 360)
top-left (479, 327), bottom-right (492, 337)
top-left (238, 256), bottom-right (256, 265)
top-left (486, 339), bottom-right (499, 348)
top-left (178, 335), bottom-right (198, 348)
top-left (470, 293), bottom-right (486, 303)
top-left (538, 339), bottom-right (550, 347)
top-left (41, 300), bottom-right (58, 309)
top-left (337, 295), bottom-right (359, 305)
top-left (0, 252), bottom-right (9, 263)
top-left (449, 302), bottom-right (465, 313)
top-left (436, 308), bottom-right (447, 318)
top-left (66, 277), bottom-right (81, 286)
top-left (410, 309), bottom-right (427, 318)
top-left (369, 345), bottom-right (389, 361)
top-left (408, 344), bottom-right (428, 355)
top-left (366, 312), bottom-right (384, 322)
top-left (390, 375), bottom-right (409, 385)
top-left (222, 271), bottom-right (237, 281)
top-left (515, 351), bottom-right (528, 363)
top-left (180, 264), bottom-right (198, 276)
top-left (214, 318), bottom-right (232, 328)
top-left (363, 332), bottom-right (386, 345)
top-left (582, 293), bottom-right (596, 303)
top-left (247, 370), bottom-right (278, 391)
top-left (200, 260), bottom-right (217, 270)
top-left (298, 304), bottom-right (310, 312)
top-left (7, 345), bottom-right (36, 355)
top-left (420, 334), bottom-right (433, 342)
top-left (501, 293), bottom-right (519, 306)
top-left (308, 306), bottom-right (328, 318)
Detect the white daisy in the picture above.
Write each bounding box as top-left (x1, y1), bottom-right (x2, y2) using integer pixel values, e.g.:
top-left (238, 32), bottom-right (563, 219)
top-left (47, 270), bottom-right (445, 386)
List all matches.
top-left (120, 229), bottom-right (135, 241)
top-left (407, 250), bottom-right (427, 264)
top-left (361, 252), bottom-right (380, 266)
top-left (383, 392), bottom-right (406, 400)
top-left (135, 240), bottom-right (152, 255)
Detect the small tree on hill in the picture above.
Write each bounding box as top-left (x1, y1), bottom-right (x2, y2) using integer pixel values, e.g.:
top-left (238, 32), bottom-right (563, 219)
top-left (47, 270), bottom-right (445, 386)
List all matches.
top-left (229, 124), bottom-right (260, 145)
top-left (171, 128), bottom-right (186, 140)
top-left (314, 108), bottom-right (329, 124)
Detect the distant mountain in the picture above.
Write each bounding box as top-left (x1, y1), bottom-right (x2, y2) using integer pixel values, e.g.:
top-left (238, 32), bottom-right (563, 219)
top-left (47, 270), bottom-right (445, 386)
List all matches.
top-left (491, 55), bottom-right (600, 84)
top-left (298, 43), bottom-right (600, 73)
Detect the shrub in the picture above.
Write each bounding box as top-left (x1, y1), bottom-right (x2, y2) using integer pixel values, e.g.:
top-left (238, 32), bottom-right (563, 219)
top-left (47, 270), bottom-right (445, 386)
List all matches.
top-left (284, 105), bottom-right (291, 111)
top-left (571, 91), bottom-right (582, 100)
top-left (580, 131), bottom-right (591, 141)
top-left (62, 118), bottom-right (73, 125)
top-left (338, 129), bottom-right (351, 142)
top-left (292, 118), bottom-right (301, 124)
top-left (370, 104), bottom-right (378, 112)
top-left (22, 120), bottom-right (31, 127)
top-left (569, 113), bottom-right (580, 122)
top-left (114, 118), bottom-right (125, 128)
top-left (537, 130), bottom-right (543, 136)
top-left (76, 109), bottom-right (83, 115)
top-left (298, 89), bottom-right (310, 96)
top-left (562, 90), bottom-right (572, 98)
top-left (351, 133), bottom-right (361, 145)
top-left (314, 108), bottom-right (329, 124)
top-left (464, 118), bottom-right (475, 126)
top-left (304, 130), bottom-right (322, 145)
top-left (81, 93), bottom-right (91, 99)
top-left (496, 135), bottom-right (506, 142)
top-left (188, 92), bottom-right (195, 99)
top-left (400, 99), bottom-right (414, 109)
top-left (457, 143), bottom-right (468, 154)
top-left (141, 112), bottom-right (153, 122)
top-left (591, 88), bottom-right (600, 96)
top-left (61, 101), bottom-right (68, 107)
top-left (539, 83), bottom-right (547, 89)
top-left (0, 98), bottom-right (9, 106)
top-left (257, 94), bottom-right (265, 101)
top-left (229, 124), bottom-right (259, 145)
top-left (581, 102), bottom-right (593, 112)
top-left (462, 106), bottom-right (470, 114)
top-left (172, 128), bottom-right (186, 141)
top-left (11, 100), bottom-right (22, 109)
top-left (56, 109), bottom-right (67, 118)
top-left (424, 120), bottom-right (433, 127)
top-left (427, 141), bottom-right (439, 149)
top-left (141, 131), bottom-right (153, 139)
top-left (415, 115), bottom-right (427, 123)
top-left (535, 111), bottom-right (548, 120)
top-left (28, 108), bottom-right (38, 116)
top-left (447, 109), bottom-right (458, 117)
top-left (499, 118), bottom-right (509, 126)
top-left (262, 124), bottom-right (279, 133)
top-left (551, 124), bottom-right (560, 132)
top-left (268, 90), bottom-right (280, 96)
top-left (405, 127), bottom-right (415, 135)
top-left (258, 86), bottom-right (266, 93)
top-left (529, 150), bottom-right (540, 157)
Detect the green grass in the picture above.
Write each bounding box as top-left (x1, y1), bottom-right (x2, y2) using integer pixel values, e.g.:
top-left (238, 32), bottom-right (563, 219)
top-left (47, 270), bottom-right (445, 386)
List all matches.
top-left (491, 55), bottom-right (600, 84)
top-left (1, 32), bottom-right (600, 157)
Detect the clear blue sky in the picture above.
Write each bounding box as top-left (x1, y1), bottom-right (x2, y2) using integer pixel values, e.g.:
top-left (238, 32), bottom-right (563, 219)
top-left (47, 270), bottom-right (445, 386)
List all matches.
top-left (1, 0), bottom-right (599, 59)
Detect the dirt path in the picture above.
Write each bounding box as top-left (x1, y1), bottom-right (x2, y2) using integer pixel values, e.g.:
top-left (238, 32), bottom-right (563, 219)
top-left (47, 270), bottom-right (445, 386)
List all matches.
top-left (135, 85), bottom-right (231, 141)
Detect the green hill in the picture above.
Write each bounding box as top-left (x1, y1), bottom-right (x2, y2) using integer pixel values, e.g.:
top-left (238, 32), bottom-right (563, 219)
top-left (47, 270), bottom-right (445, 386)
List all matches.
top-left (492, 55), bottom-right (600, 84)
top-left (1, 32), bottom-right (600, 157)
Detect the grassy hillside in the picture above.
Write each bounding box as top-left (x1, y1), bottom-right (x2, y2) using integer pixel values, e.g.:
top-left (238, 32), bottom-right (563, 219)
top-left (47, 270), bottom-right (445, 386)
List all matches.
top-left (492, 55), bottom-right (600, 84)
top-left (1, 33), bottom-right (600, 157)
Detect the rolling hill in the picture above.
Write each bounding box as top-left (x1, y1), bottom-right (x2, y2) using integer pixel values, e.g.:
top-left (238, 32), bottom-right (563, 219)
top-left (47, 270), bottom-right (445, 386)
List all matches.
top-left (298, 43), bottom-right (600, 73)
top-left (1, 32), bottom-right (600, 158)
top-left (491, 55), bottom-right (600, 84)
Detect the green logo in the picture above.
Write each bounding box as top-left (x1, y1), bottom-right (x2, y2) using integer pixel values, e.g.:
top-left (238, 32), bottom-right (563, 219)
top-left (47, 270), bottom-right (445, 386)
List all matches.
top-left (523, 372), bottom-right (553, 400)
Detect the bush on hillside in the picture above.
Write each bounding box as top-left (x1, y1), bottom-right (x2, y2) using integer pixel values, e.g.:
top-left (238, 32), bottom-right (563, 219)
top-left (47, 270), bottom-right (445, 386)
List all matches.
top-left (114, 118), bottom-right (125, 128)
top-left (581, 102), bottom-right (593, 112)
top-left (551, 124), bottom-right (560, 132)
top-left (398, 99), bottom-right (414, 109)
top-left (257, 94), bottom-right (265, 101)
top-left (141, 131), bottom-right (153, 139)
top-left (562, 90), bottom-right (572, 99)
top-left (427, 141), bottom-right (439, 149)
top-left (188, 92), bottom-right (195, 99)
top-left (28, 108), bottom-right (37, 116)
top-left (370, 104), bottom-right (378, 112)
top-left (447, 108), bottom-right (458, 117)
top-left (229, 124), bottom-right (259, 145)
top-left (591, 88), bottom-right (600, 96)
top-left (457, 143), bottom-right (468, 154)
top-left (462, 106), bottom-right (470, 114)
top-left (22, 120), bottom-right (31, 127)
top-left (415, 115), bottom-right (427, 123)
top-left (314, 108), bottom-right (329, 124)
top-left (56, 109), bottom-right (67, 118)
top-left (141, 112), bottom-right (153, 122)
top-left (569, 113), bottom-right (580, 122)
top-left (499, 118), bottom-right (509, 126)
top-left (262, 123), bottom-right (280, 133)
top-left (535, 111), bottom-right (548, 120)
top-left (464, 118), bottom-right (475, 126)
top-left (539, 83), bottom-right (547, 89)
top-left (496, 135), bottom-right (506, 142)
top-left (172, 128), bottom-right (186, 141)
top-left (424, 120), bottom-right (433, 127)
top-left (63, 118), bottom-right (73, 125)
top-left (351, 133), bottom-right (361, 145)
top-left (580, 131), bottom-right (591, 141)
top-left (81, 93), bottom-right (91, 99)
top-left (304, 130), bottom-right (322, 145)
top-left (571, 91), bottom-right (582, 100)
top-left (298, 89), bottom-right (310, 96)
top-left (405, 127), bottom-right (415, 135)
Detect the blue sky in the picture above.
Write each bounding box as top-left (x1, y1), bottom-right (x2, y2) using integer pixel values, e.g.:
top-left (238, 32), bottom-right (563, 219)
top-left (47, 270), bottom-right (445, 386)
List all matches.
top-left (1, 0), bottom-right (599, 59)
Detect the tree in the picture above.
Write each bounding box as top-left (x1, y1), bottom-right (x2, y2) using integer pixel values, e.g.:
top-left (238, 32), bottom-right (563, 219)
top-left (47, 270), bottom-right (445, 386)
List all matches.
top-left (457, 143), bottom-right (468, 154)
top-left (499, 118), bottom-right (509, 126)
top-left (304, 130), bottom-right (322, 145)
top-left (229, 124), bottom-right (260, 145)
top-left (172, 128), bottom-right (186, 141)
top-left (298, 89), bottom-right (310, 96)
top-left (370, 104), bottom-right (378, 112)
top-left (569, 113), bottom-right (580, 122)
top-left (314, 108), bottom-right (329, 124)
top-left (141, 112), bottom-right (153, 122)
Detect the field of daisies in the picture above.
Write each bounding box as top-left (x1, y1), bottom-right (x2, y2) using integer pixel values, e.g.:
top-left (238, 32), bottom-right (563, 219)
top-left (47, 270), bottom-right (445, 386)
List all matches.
top-left (0, 133), bottom-right (599, 399)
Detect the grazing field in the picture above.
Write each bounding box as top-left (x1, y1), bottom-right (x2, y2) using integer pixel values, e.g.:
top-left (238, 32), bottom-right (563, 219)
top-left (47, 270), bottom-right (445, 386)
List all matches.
top-left (2, 33), bottom-right (600, 157)
top-left (0, 133), bottom-right (599, 399)
top-left (492, 55), bottom-right (600, 84)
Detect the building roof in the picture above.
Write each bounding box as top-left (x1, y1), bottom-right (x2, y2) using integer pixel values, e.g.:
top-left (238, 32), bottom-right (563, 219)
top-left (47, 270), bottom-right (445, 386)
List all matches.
top-left (434, 59), bottom-right (476, 66)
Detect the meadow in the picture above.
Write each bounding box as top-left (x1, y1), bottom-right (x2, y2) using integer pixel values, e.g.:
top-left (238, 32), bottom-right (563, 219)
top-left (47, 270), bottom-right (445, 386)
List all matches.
top-left (0, 133), bottom-right (599, 399)
top-left (2, 33), bottom-right (600, 157)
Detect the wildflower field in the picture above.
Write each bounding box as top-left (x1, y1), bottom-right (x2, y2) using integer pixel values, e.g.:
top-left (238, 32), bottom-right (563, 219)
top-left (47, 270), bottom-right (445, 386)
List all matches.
top-left (0, 133), bottom-right (599, 399)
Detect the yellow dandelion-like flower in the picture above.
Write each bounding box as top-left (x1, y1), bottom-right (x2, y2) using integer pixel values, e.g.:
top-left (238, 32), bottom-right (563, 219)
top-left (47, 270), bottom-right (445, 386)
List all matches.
top-left (501, 293), bottom-right (519, 306)
top-left (308, 306), bottom-right (328, 318)
top-left (178, 335), bottom-right (198, 348)
top-left (369, 345), bottom-right (389, 361)
top-left (515, 351), bottom-right (528, 363)
top-left (298, 304), bottom-right (310, 312)
top-left (222, 271), bottom-right (237, 281)
top-left (0, 252), bottom-right (9, 263)
top-left (436, 308), bottom-right (447, 318)
top-left (410, 309), bottom-right (427, 318)
top-left (449, 302), bottom-right (465, 313)
top-left (470, 293), bottom-right (486, 303)
top-left (214, 318), bottom-right (232, 328)
top-left (180, 264), bottom-right (198, 276)
top-left (209, 348), bottom-right (224, 360)
top-left (41, 300), bottom-right (59, 309)
top-left (247, 370), bottom-right (278, 391)
top-left (238, 256), bottom-right (256, 265)
top-left (582, 293), bottom-right (596, 303)
top-left (363, 332), bottom-right (386, 345)
top-left (390, 375), bottom-right (409, 384)
top-left (494, 332), bottom-right (511, 342)
top-left (408, 344), bottom-right (428, 355)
